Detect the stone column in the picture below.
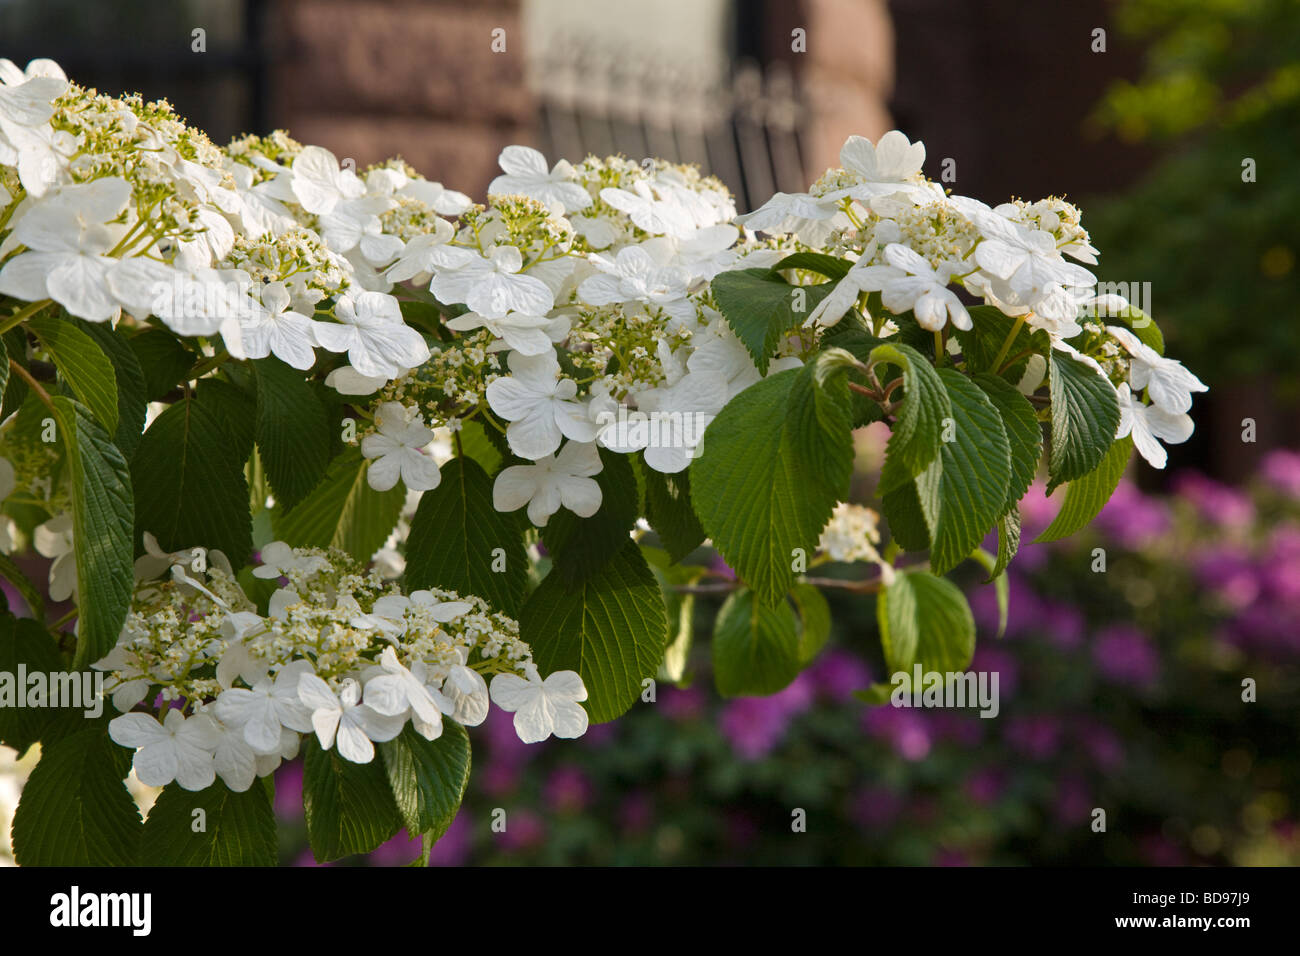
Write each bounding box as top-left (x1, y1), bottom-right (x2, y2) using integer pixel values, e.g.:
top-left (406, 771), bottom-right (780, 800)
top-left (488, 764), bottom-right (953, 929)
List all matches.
top-left (265, 0), bottom-right (532, 196)
top-left (762, 0), bottom-right (896, 180)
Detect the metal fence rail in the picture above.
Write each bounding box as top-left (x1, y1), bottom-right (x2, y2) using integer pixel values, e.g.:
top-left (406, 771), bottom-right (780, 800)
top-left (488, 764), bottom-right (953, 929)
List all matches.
top-left (529, 44), bottom-right (811, 214)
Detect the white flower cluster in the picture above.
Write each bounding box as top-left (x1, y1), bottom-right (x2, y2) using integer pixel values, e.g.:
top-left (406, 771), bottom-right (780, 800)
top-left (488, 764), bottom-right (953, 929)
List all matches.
top-left (818, 502), bottom-right (882, 564)
top-left (366, 145), bottom-right (799, 524)
top-left (737, 130), bottom-right (1207, 468)
top-left (97, 540), bottom-right (587, 792)
top-left (0, 59), bottom-right (438, 383)
top-left (361, 131), bottom-right (1207, 527)
top-left (2, 54), bottom-right (1208, 528)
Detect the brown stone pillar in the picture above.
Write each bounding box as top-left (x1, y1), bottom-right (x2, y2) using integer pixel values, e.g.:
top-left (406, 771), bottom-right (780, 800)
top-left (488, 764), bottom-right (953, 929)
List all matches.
top-left (265, 0), bottom-right (533, 198)
top-left (763, 0), bottom-right (896, 179)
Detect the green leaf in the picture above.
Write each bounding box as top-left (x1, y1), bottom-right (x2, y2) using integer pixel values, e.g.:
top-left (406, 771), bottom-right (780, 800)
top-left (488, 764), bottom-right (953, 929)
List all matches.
top-left (129, 329), bottom-right (197, 401)
top-left (52, 397), bottom-right (134, 669)
top-left (876, 569), bottom-right (975, 675)
top-left (131, 395), bottom-right (252, 568)
top-left (0, 615), bottom-right (65, 753)
top-left (820, 325), bottom-right (884, 362)
top-left (29, 314), bottom-right (118, 434)
top-left (0, 333), bottom-right (9, 398)
top-left (952, 305), bottom-right (1048, 377)
top-left (973, 372), bottom-right (1042, 512)
top-left (455, 419), bottom-right (503, 475)
top-left (520, 541), bottom-right (667, 723)
top-left (274, 449), bottom-right (405, 564)
top-left (76, 321), bottom-right (148, 459)
top-left (854, 683), bottom-right (894, 706)
top-left (142, 781), bottom-right (277, 866)
top-left (818, 329), bottom-right (887, 425)
top-left (712, 587), bottom-right (801, 697)
top-left (0, 551), bottom-right (46, 622)
top-left (1115, 304), bottom-right (1164, 354)
top-left (869, 342), bottom-right (950, 492)
top-left (691, 362), bottom-right (853, 606)
top-left (302, 737), bottom-right (403, 862)
top-left (661, 589), bottom-right (695, 685)
top-left (968, 547), bottom-right (1010, 638)
top-left (710, 267), bottom-right (832, 374)
top-left (196, 377), bottom-right (256, 464)
top-left (642, 545), bottom-right (700, 685)
top-left (252, 357), bottom-right (332, 511)
top-left (379, 722), bottom-right (471, 841)
top-left (880, 473), bottom-right (933, 552)
top-left (11, 725), bottom-right (142, 865)
top-left (543, 447), bottom-right (638, 583)
top-left (404, 456), bottom-right (527, 615)
top-left (990, 506), bottom-right (1021, 581)
top-left (792, 581), bottom-right (831, 664)
top-left (1047, 349), bottom-right (1121, 492)
top-left (919, 370), bottom-right (1012, 575)
top-left (1036, 436), bottom-right (1132, 543)
top-left (882, 372), bottom-right (1012, 572)
top-left (771, 252), bottom-right (854, 280)
top-left (0, 331), bottom-right (26, 422)
top-left (642, 466), bottom-right (706, 562)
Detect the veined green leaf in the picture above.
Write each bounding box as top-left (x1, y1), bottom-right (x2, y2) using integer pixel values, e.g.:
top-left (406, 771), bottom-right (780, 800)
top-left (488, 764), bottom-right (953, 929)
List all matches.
top-left (968, 546), bottom-right (1010, 638)
top-left (379, 722), bottom-right (471, 842)
top-left (990, 506), bottom-right (1021, 582)
top-left (792, 581), bottom-right (831, 664)
top-left (302, 737), bottom-right (402, 862)
top-left (1036, 435), bottom-right (1132, 543)
top-left (691, 360), bottom-right (853, 606)
top-left (274, 448), bottom-right (405, 565)
top-left (642, 466), bottom-right (706, 563)
top-left (973, 372), bottom-right (1042, 512)
top-left (876, 568), bottom-right (975, 676)
top-left (917, 370), bottom-right (1012, 575)
top-left (129, 328), bottom-right (197, 401)
top-left (76, 321), bottom-right (147, 459)
top-left (1114, 304), bottom-right (1164, 355)
top-left (710, 267), bottom-right (833, 374)
top-left (712, 587), bottom-right (801, 697)
top-left (771, 252), bottom-right (854, 280)
top-left (869, 342), bottom-right (950, 492)
top-left (543, 447), bottom-right (638, 583)
top-left (252, 357), bottom-right (331, 511)
top-left (142, 781), bottom-right (277, 866)
top-left (11, 724), bottom-right (142, 866)
top-left (519, 542), bottom-right (667, 723)
top-left (30, 314), bottom-right (118, 434)
top-left (0, 614), bottom-right (65, 753)
top-left (52, 397), bottom-right (134, 668)
top-left (1047, 349), bottom-right (1121, 491)
top-left (404, 456), bottom-right (526, 615)
top-left (131, 395), bottom-right (252, 568)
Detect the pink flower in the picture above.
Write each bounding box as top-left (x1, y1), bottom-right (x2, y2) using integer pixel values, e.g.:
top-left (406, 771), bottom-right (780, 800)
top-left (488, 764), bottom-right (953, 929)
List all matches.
top-left (1092, 624), bottom-right (1160, 687)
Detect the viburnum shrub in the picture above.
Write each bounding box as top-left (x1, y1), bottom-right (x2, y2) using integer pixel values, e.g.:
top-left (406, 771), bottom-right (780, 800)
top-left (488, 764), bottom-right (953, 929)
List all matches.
top-left (0, 59), bottom-right (1206, 865)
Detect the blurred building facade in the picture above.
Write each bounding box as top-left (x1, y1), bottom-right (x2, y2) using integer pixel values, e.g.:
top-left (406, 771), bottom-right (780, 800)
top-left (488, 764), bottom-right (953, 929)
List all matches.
top-left (0, 0), bottom-right (1136, 212)
top-left (3, 0), bottom-right (1277, 476)
top-left (265, 0), bottom-right (896, 210)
